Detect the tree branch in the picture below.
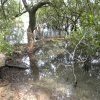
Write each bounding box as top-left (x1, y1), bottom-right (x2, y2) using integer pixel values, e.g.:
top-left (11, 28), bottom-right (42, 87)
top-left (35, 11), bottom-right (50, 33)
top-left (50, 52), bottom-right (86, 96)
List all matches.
top-left (15, 10), bottom-right (27, 17)
top-left (1, 0), bottom-right (8, 5)
top-left (1, 0), bottom-right (8, 19)
top-left (31, 1), bottom-right (51, 12)
top-left (28, 1), bottom-right (51, 32)
top-left (22, 0), bottom-right (30, 11)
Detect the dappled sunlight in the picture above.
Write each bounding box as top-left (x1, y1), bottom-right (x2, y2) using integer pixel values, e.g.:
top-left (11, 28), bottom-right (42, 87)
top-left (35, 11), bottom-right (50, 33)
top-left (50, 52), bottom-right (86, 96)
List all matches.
top-left (0, 0), bottom-right (100, 99)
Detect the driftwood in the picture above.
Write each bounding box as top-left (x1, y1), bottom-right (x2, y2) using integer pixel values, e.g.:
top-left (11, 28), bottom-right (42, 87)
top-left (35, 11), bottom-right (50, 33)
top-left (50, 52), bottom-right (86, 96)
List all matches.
top-left (5, 61), bottom-right (29, 69)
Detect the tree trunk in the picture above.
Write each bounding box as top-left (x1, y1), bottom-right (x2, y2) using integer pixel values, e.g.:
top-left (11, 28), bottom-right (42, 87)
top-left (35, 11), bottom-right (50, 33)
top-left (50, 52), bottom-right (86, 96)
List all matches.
top-left (22, 0), bottom-right (51, 81)
top-left (27, 27), bottom-right (39, 81)
top-left (29, 53), bottom-right (39, 81)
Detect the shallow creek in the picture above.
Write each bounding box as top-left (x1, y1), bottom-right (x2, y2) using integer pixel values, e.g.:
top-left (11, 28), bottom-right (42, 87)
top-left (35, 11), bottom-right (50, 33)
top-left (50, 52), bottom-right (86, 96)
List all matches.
top-left (0, 41), bottom-right (100, 100)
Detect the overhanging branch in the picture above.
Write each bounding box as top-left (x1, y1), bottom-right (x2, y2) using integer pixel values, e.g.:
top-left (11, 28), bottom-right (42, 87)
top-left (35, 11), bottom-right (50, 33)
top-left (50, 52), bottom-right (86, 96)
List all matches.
top-left (0, 0), bottom-right (8, 19)
top-left (22, 0), bottom-right (30, 11)
top-left (32, 1), bottom-right (51, 12)
top-left (15, 10), bottom-right (27, 17)
top-left (1, 0), bottom-right (8, 5)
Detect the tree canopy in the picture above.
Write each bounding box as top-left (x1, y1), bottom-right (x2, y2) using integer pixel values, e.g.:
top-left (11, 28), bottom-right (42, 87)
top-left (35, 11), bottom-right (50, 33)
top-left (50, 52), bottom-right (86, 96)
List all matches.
top-left (0, 0), bottom-right (100, 57)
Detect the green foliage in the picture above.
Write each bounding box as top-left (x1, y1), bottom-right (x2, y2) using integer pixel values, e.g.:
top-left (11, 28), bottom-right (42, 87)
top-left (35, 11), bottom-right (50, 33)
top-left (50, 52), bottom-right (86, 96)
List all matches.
top-left (66, 28), bottom-right (100, 57)
top-left (0, 0), bottom-right (22, 55)
top-left (37, 0), bottom-right (100, 32)
top-left (0, 33), bottom-right (14, 55)
top-left (37, 0), bottom-right (100, 58)
top-left (0, 0), bottom-right (20, 18)
top-left (37, 0), bottom-right (67, 29)
top-left (0, 0), bottom-right (99, 57)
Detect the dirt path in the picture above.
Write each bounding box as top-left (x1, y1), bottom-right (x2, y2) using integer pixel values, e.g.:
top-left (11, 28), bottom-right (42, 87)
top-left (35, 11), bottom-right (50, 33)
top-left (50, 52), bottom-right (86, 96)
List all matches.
top-left (0, 67), bottom-right (52, 100)
top-left (0, 66), bottom-right (77, 100)
top-left (0, 81), bottom-right (52, 100)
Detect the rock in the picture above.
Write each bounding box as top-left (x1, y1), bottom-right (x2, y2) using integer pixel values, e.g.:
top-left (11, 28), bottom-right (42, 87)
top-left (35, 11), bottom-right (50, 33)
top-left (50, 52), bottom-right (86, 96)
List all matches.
top-left (0, 54), bottom-right (6, 67)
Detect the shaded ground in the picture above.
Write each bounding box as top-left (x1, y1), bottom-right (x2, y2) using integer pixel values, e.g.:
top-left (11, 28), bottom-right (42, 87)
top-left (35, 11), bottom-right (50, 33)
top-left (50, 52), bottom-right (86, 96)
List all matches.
top-left (0, 67), bottom-right (77, 100)
top-left (0, 66), bottom-right (100, 100)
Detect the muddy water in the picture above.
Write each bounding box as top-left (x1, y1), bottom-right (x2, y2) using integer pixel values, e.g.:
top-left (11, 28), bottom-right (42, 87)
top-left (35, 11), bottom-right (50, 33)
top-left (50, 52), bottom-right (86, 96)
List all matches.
top-left (0, 41), bottom-right (100, 100)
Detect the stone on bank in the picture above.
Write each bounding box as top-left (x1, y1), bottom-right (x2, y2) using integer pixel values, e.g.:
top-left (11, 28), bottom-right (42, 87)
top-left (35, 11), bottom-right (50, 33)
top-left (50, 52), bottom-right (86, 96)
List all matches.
top-left (0, 54), bottom-right (6, 67)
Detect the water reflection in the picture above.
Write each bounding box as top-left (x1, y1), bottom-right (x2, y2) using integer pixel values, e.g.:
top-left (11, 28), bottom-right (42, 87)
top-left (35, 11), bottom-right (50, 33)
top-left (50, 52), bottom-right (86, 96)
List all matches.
top-left (37, 60), bottom-right (45, 67)
top-left (22, 55), bottom-right (30, 67)
top-left (21, 45), bottom-right (100, 82)
top-left (50, 63), bottom-right (56, 73)
top-left (25, 69), bottom-right (31, 75)
top-left (36, 49), bottom-right (44, 55)
top-left (35, 46), bottom-right (100, 99)
top-left (4, 41), bottom-right (99, 100)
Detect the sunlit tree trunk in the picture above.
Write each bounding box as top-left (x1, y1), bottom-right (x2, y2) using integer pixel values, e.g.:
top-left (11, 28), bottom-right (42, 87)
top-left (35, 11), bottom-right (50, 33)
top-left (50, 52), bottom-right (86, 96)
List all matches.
top-left (27, 26), bottom-right (39, 80)
top-left (22, 0), bottom-right (50, 80)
